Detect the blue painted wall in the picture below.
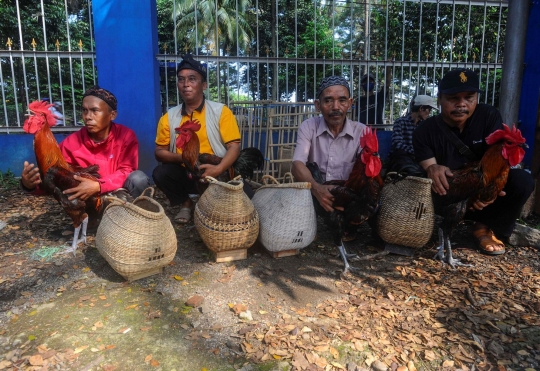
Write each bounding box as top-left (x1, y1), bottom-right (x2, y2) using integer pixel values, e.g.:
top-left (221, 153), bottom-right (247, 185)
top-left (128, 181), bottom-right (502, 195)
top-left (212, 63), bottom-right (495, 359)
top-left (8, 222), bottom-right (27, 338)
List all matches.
top-left (91, 0), bottom-right (161, 176)
top-left (519, 0), bottom-right (540, 166)
top-left (0, 133), bottom-right (70, 175)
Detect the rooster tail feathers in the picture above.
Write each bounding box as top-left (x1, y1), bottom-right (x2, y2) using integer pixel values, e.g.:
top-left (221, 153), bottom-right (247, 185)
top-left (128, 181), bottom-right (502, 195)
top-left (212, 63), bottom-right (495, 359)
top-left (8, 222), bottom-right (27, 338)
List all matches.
top-left (234, 147), bottom-right (264, 179)
top-left (306, 162), bottom-right (325, 184)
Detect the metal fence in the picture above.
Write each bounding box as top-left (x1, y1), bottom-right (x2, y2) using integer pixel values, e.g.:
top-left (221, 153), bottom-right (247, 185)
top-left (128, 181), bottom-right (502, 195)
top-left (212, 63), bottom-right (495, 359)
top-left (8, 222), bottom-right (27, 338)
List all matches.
top-left (0, 0), bottom-right (96, 132)
top-left (157, 0), bottom-right (508, 124)
top-left (1, 0), bottom-right (508, 132)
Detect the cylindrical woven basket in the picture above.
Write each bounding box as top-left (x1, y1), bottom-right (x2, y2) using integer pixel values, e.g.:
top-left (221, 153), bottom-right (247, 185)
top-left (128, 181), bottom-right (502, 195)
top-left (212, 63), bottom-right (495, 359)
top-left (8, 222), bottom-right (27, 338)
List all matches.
top-left (377, 174), bottom-right (434, 248)
top-left (194, 176), bottom-right (259, 252)
top-left (252, 173), bottom-right (316, 252)
top-left (96, 188), bottom-right (177, 280)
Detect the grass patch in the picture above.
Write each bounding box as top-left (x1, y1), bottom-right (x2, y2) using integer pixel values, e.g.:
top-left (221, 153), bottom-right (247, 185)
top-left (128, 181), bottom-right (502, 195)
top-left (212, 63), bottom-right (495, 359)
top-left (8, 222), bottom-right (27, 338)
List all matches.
top-left (0, 169), bottom-right (19, 190)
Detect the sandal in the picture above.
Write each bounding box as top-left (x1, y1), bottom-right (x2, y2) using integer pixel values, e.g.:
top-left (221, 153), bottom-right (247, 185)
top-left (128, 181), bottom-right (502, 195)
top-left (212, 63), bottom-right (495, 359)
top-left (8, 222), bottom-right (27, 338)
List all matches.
top-left (174, 207), bottom-right (193, 224)
top-left (471, 224), bottom-right (506, 255)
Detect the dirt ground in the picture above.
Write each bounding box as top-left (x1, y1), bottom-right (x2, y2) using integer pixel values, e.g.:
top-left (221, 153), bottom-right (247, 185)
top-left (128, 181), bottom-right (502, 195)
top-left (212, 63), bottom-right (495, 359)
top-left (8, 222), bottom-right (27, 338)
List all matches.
top-left (1, 183), bottom-right (540, 371)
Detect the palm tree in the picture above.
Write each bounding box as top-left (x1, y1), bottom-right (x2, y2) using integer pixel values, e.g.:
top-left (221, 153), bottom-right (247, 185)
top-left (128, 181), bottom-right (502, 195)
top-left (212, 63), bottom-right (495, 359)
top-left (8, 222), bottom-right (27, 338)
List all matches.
top-left (172, 0), bottom-right (253, 55)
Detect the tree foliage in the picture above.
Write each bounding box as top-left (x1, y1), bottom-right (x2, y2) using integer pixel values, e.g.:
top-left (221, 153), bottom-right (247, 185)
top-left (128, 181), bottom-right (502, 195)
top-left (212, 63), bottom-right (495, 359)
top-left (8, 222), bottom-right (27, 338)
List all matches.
top-left (0, 0), bottom-right (94, 126)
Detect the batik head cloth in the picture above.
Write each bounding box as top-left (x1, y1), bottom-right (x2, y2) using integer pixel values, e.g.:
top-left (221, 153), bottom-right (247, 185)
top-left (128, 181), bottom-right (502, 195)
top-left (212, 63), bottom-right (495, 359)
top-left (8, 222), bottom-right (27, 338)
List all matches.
top-left (316, 76), bottom-right (351, 99)
top-left (83, 86), bottom-right (118, 111)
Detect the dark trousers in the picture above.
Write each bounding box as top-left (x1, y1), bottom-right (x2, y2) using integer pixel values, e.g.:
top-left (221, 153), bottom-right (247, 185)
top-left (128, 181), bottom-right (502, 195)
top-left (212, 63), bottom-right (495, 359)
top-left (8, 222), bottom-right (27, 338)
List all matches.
top-left (123, 170), bottom-right (151, 198)
top-left (152, 163), bottom-right (254, 206)
top-left (464, 168), bottom-right (534, 238)
top-left (152, 163), bottom-right (198, 206)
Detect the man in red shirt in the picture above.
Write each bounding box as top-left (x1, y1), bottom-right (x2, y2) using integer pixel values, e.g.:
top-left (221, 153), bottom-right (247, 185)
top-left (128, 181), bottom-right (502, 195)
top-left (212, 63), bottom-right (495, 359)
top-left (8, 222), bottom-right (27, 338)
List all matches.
top-left (21, 86), bottom-right (149, 200)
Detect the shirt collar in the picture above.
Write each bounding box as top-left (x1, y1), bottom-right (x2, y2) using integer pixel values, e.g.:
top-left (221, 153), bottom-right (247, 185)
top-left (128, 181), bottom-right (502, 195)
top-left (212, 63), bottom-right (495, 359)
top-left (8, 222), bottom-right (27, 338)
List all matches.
top-left (181, 96), bottom-right (206, 116)
top-left (316, 116), bottom-right (355, 138)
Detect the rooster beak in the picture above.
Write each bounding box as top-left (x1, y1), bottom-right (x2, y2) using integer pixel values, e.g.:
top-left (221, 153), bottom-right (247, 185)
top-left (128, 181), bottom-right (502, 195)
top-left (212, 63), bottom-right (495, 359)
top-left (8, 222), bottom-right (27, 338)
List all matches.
top-left (521, 143), bottom-right (529, 149)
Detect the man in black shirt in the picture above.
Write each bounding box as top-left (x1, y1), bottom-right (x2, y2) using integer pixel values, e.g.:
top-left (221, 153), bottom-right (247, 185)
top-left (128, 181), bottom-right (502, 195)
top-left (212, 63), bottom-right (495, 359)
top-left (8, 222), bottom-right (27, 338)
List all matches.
top-left (413, 68), bottom-right (534, 255)
top-left (357, 66), bottom-right (392, 125)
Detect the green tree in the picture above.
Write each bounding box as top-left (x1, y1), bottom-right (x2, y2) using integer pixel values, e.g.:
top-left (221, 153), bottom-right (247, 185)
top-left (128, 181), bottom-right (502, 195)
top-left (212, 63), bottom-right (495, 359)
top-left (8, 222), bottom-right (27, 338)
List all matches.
top-left (0, 0), bottom-right (93, 126)
top-left (172, 0), bottom-right (253, 54)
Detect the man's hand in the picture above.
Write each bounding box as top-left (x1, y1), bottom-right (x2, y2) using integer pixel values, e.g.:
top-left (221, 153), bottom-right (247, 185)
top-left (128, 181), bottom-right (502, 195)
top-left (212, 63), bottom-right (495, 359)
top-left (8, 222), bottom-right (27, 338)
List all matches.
top-left (21, 161), bottom-right (41, 190)
top-left (426, 164), bottom-right (453, 195)
top-left (471, 191), bottom-right (506, 211)
top-left (199, 163), bottom-right (225, 179)
top-left (312, 183), bottom-right (337, 213)
top-left (63, 175), bottom-right (100, 201)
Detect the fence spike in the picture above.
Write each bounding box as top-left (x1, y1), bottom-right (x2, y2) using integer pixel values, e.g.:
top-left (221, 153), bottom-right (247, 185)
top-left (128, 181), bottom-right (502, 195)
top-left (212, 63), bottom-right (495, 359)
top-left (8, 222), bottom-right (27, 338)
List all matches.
top-left (55, 39), bottom-right (60, 51)
top-left (31, 38), bottom-right (37, 50)
top-left (78, 40), bottom-right (83, 51)
top-left (6, 38), bottom-right (12, 50)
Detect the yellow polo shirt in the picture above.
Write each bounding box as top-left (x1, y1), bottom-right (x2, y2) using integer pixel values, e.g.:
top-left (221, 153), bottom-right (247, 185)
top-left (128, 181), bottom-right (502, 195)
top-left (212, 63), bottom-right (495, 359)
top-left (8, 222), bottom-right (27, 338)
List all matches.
top-left (155, 103), bottom-right (241, 155)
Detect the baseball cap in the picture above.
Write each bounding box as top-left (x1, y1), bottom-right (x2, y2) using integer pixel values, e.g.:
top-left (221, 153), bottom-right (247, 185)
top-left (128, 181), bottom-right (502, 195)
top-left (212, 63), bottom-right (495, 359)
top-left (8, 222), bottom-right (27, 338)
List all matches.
top-left (412, 95), bottom-right (438, 110)
top-left (178, 54), bottom-right (207, 80)
top-left (438, 68), bottom-right (482, 95)
top-left (361, 73), bottom-right (376, 83)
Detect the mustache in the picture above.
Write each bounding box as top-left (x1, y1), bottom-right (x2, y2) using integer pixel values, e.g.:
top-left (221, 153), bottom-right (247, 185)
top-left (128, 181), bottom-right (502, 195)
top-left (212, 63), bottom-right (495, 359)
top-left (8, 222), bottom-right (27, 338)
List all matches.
top-left (329, 111), bottom-right (343, 116)
top-left (451, 109), bottom-right (469, 115)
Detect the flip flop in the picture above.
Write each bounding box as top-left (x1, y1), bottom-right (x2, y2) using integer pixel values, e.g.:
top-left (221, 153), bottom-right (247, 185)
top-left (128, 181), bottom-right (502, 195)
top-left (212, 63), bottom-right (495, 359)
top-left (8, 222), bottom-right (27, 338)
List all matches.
top-left (471, 225), bottom-right (506, 255)
top-left (174, 207), bottom-right (192, 224)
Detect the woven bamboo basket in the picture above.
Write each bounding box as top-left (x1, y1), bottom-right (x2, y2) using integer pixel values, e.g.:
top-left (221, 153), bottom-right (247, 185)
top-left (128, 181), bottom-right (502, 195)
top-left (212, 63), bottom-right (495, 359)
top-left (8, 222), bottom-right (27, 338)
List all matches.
top-left (194, 176), bottom-right (259, 253)
top-left (96, 188), bottom-right (177, 280)
top-left (377, 174), bottom-right (435, 248)
top-left (252, 174), bottom-right (316, 252)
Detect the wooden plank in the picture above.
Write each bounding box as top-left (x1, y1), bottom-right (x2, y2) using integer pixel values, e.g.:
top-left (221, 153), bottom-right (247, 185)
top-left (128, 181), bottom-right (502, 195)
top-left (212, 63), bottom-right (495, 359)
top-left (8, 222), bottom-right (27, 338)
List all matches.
top-left (127, 266), bottom-right (164, 281)
top-left (215, 249), bottom-right (247, 263)
top-left (270, 249), bottom-right (299, 258)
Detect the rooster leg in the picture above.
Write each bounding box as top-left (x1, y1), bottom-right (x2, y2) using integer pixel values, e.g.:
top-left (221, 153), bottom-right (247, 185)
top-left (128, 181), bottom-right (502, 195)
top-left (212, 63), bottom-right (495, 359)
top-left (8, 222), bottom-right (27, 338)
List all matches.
top-left (63, 217), bottom-right (88, 256)
top-left (337, 241), bottom-right (361, 276)
top-left (433, 227), bottom-right (446, 261)
top-left (444, 236), bottom-right (474, 268)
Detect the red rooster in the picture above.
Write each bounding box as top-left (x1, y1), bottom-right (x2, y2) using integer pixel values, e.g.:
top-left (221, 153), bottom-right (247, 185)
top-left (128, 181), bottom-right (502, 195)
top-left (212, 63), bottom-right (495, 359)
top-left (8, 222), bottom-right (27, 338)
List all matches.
top-left (23, 100), bottom-right (103, 255)
top-left (307, 127), bottom-right (384, 275)
top-left (175, 119), bottom-right (264, 190)
top-left (432, 124), bottom-right (527, 268)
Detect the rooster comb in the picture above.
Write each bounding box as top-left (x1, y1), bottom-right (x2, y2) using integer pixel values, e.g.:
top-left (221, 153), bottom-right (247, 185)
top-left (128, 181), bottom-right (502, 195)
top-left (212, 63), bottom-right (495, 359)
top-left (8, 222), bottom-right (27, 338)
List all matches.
top-left (360, 126), bottom-right (379, 151)
top-left (485, 124), bottom-right (526, 146)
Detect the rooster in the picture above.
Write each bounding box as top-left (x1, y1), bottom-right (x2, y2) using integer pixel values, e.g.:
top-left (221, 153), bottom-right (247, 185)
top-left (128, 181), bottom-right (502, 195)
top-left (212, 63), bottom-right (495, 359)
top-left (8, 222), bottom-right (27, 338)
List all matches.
top-left (307, 127), bottom-right (384, 275)
top-left (175, 119), bottom-right (264, 190)
top-left (23, 100), bottom-right (103, 255)
top-left (432, 124), bottom-right (527, 268)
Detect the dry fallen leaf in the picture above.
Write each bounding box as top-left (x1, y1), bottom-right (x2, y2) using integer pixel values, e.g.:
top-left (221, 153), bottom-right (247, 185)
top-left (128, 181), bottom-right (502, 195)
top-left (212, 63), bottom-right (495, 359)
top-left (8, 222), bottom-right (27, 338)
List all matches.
top-left (28, 355), bottom-right (43, 366)
top-left (145, 354), bottom-right (153, 362)
top-left (150, 359), bottom-right (160, 367)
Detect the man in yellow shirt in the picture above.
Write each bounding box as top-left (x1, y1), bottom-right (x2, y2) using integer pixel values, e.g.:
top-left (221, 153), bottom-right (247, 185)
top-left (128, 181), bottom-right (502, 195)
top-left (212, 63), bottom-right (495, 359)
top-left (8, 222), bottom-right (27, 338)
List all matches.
top-left (153, 54), bottom-right (241, 223)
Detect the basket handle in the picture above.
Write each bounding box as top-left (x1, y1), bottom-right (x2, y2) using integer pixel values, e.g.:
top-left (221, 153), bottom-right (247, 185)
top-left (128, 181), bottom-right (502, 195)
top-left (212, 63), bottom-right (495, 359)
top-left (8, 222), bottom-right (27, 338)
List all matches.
top-left (104, 195), bottom-right (127, 207)
top-left (283, 172), bottom-right (295, 183)
top-left (261, 175), bottom-right (279, 185)
top-left (204, 176), bottom-right (219, 184)
top-left (140, 187), bottom-right (155, 198)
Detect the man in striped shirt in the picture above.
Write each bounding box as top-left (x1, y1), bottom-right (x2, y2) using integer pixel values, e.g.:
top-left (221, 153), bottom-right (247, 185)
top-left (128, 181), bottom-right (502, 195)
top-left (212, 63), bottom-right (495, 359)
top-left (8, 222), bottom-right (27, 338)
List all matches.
top-left (387, 95), bottom-right (438, 174)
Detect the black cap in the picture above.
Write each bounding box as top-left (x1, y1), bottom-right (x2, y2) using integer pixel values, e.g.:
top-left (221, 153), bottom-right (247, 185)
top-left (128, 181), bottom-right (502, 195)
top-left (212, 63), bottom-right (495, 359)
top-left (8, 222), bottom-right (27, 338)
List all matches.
top-left (439, 68), bottom-right (482, 95)
top-left (178, 54), bottom-right (207, 81)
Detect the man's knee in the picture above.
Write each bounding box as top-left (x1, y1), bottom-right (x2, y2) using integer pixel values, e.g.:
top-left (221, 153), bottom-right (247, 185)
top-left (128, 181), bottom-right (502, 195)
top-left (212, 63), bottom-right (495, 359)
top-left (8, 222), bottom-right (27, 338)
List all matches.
top-left (506, 169), bottom-right (534, 201)
top-left (152, 164), bottom-right (168, 185)
top-left (124, 170), bottom-right (151, 198)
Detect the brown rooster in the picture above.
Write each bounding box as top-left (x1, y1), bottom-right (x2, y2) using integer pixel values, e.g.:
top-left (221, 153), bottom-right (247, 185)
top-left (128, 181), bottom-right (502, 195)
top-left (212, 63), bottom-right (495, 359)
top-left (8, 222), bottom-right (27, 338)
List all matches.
top-left (432, 124), bottom-right (527, 268)
top-left (307, 127), bottom-right (384, 275)
top-left (23, 100), bottom-right (103, 255)
top-left (175, 119), bottom-right (264, 191)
